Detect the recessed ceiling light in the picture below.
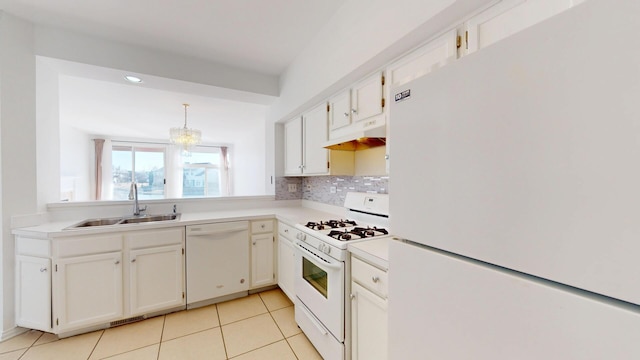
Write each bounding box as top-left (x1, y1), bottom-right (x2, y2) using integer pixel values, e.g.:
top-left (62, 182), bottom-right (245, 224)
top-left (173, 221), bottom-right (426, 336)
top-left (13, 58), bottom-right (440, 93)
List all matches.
top-left (124, 75), bottom-right (143, 83)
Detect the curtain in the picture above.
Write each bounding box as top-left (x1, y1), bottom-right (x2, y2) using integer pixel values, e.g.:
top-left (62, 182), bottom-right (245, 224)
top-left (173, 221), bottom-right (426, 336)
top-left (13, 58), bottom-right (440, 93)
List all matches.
top-left (93, 139), bottom-right (105, 200)
top-left (221, 146), bottom-right (230, 196)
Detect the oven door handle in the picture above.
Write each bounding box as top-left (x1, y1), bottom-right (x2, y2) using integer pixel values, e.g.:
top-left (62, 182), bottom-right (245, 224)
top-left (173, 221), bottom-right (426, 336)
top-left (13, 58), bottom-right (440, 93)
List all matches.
top-left (295, 241), bottom-right (343, 270)
top-left (298, 301), bottom-right (329, 336)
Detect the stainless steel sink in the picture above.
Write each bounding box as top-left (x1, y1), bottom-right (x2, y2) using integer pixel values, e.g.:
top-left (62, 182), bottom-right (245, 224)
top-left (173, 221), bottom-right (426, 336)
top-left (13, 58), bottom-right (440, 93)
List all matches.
top-left (119, 214), bottom-right (179, 224)
top-left (65, 213), bottom-right (180, 229)
top-left (71, 218), bottom-right (123, 228)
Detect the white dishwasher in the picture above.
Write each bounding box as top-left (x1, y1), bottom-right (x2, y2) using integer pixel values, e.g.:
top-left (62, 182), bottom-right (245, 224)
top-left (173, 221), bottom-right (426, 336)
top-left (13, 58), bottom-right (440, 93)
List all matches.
top-left (186, 221), bottom-right (249, 307)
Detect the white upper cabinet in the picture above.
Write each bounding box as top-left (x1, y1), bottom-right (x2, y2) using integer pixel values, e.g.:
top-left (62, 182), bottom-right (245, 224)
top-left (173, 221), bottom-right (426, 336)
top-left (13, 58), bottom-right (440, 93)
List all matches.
top-left (329, 90), bottom-right (352, 131)
top-left (351, 72), bottom-right (384, 124)
top-left (284, 117), bottom-right (304, 175)
top-left (302, 103), bottom-right (330, 175)
top-left (466, 0), bottom-right (585, 53)
top-left (284, 104), bottom-right (330, 176)
top-left (387, 30), bottom-right (458, 89)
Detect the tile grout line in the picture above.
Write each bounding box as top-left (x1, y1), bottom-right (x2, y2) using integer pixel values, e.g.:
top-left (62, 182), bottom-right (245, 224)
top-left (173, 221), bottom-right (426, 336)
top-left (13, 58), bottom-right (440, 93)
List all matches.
top-left (156, 315), bottom-right (166, 360)
top-left (14, 330), bottom-right (43, 360)
top-left (86, 329), bottom-right (106, 360)
top-left (261, 292), bottom-right (302, 360)
top-left (216, 304), bottom-right (230, 360)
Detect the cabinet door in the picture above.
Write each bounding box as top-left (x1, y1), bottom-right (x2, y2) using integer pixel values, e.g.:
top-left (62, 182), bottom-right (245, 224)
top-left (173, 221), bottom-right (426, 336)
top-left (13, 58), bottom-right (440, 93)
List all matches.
top-left (351, 72), bottom-right (384, 123)
top-left (56, 252), bottom-right (123, 332)
top-left (466, 0), bottom-right (581, 53)
top-left (277, 236), bottom-right (295, 302)
top-left (302, 103), bottom-right (329, 175)
top-left (129, 245), bottom-right (184, 316)
top-left (284, 117), bottom-right (303, 175)
top-left (251, 234), bottom-right (275, 288)
top-left (329, 90), bottom-right (351, 131)
top-left (387, 29), bottom-right (458, 89)
top-left (351, 281), bottom-right (388, 360)
top-left (16, 255), bottom-right (51, 332)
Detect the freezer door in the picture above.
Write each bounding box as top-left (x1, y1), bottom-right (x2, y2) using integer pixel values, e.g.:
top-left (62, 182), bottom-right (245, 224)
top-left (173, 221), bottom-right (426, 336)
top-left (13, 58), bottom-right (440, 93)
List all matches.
top-left (388, 240), bottom-right (640, 360)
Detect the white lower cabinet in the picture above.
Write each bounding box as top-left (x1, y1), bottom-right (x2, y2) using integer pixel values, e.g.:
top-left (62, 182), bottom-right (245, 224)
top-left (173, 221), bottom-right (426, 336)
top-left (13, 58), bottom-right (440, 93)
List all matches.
top-left (126, 227), bottom-right (185, 315)
top-left (56, 252), bottom-right (123, 333)
top-left (277, 222), bottom-right (296, 301)
top-left (15, 255), bottom-right (51, 332)
top-left (16, 227), bottom-right (185, 335)
top-left (128, 244), bottom-right (184, 316)
top-left (250, 220), bottom-right (276, 289)
top-left (350, 256), bottom-right (388, 360)
top-left (251, 234), bottom-right (275, 288)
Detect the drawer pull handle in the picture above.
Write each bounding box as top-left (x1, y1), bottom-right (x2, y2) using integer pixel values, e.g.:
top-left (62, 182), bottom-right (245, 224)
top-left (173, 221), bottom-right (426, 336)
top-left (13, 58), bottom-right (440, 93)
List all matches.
top-left (372, 276), bottom-right (380, 283)
top-left (114, 260), bottom-right (120, 265)
top-left (261, 224), bottom-right (266, 229)
top-left (40, 267), bottom-right (47, 273)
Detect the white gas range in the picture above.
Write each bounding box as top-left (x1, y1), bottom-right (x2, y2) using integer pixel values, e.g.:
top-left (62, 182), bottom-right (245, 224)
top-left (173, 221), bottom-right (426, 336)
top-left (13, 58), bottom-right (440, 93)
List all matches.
top-left (293, 192), bottom-right (391, 360)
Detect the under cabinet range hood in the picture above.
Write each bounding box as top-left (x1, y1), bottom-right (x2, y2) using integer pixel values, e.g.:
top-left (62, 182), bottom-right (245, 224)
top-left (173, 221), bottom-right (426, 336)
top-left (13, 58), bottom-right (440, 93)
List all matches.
top-left (323, 125), bottom-right (386, 151)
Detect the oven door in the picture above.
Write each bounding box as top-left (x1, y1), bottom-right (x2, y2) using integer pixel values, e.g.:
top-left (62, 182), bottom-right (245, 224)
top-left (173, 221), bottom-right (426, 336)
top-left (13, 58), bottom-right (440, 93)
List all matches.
top-left (294, 239), bottom-right (345, 341)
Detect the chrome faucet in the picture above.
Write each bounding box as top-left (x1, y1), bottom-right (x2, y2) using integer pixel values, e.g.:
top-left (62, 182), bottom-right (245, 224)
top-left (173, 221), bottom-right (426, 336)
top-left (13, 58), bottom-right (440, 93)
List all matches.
top-left (128, 182), bottom-right (147, 216)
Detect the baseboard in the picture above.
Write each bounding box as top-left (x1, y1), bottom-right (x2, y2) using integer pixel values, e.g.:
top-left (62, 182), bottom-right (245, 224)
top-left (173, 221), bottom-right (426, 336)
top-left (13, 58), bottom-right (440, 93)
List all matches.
top-left (1, 326), bottom-right (29, 342)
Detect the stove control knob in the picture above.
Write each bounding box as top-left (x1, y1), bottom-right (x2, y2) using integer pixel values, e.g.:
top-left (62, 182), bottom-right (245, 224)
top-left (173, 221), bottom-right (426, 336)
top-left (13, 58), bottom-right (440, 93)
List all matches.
top-left (324, 246), bottom-right (331, 254)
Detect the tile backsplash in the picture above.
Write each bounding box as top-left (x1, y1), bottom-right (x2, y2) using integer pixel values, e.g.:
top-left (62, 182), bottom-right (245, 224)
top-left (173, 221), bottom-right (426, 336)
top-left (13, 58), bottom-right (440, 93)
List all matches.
top-left (275, 176), bottom-right (389, 207)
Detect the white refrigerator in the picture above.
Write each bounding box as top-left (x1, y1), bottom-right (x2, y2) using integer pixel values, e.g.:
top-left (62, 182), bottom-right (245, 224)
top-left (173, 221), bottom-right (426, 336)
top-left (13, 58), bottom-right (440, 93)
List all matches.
top-left (388, 0), bottom-right (640, 358)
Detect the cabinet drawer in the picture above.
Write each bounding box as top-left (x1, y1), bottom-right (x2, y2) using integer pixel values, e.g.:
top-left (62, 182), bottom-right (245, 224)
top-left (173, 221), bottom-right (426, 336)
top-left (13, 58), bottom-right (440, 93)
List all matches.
top-left (351, 256), bottom-right (388, 298)
top-left (278, 222), bottom-right (295, 240)
top-left (16, 237), bottom-right (51, 257)
top-left (127, 227), bottom-right (184, 249)
top-left (57, 234), bottom-right (123, 258)
top-left (251, 220), bottom-right (274, 234)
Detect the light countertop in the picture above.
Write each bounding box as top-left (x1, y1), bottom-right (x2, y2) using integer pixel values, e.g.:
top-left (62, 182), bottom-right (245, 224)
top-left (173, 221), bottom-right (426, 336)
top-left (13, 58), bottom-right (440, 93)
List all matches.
top-left (12, 206), bottom-right (342, 239)
top-left (348, 237), bottom-right (392, 270)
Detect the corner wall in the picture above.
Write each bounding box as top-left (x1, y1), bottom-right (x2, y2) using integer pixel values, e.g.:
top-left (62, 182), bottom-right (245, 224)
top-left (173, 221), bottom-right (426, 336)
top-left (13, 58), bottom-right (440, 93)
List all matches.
top-left (0, 11), bottom-right (37, 338)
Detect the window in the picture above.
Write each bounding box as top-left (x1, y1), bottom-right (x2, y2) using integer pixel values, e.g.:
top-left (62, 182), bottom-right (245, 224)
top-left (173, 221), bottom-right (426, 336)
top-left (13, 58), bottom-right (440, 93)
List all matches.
top-left (182, 147), bottom-right (229, 197)
top-left (109, 143), bottom-right (229, 200)
top-left (112, 145), bottom-right (166, 200)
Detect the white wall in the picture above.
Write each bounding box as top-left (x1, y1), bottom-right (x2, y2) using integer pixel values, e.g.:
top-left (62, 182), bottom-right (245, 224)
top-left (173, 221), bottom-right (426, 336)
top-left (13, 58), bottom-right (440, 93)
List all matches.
top-left (233, 118), bottom-right (267, 196)
top-left (0, 11), bottom-right (37, 339)
top-left (34, 25), bottom-right (279, 98)
top-left (268, 0), bottom-right (497, 123)
top-left (59, 124), bottom-right (91, 201)
top-left (36, 57), bottom-right (61, 209)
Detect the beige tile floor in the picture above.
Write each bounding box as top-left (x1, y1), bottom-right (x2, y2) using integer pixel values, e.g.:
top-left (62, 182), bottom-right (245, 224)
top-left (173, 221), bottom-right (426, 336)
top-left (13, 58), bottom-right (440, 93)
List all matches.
top-left (0, 289), bottom-right (323, 360)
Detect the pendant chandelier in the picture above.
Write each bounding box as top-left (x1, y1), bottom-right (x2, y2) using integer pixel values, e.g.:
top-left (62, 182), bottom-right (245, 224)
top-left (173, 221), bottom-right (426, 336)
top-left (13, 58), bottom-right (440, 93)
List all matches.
top-left (169, 103), bottom-right (202, 151)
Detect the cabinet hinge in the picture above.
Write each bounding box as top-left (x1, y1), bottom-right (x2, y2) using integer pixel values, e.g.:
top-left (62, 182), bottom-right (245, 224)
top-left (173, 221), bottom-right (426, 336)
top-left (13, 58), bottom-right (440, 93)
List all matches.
top-left (55, 264), bottom-right (58, 272)
top-left (327, 161), bottom-right (330, 169)
top-left (381, 75), bottom-right (385, 86)
top-left (381, 98), bottom-right (385, 108)
top-left (56, 318), bottom-right (59, 326)
top-left (163, 179), bottom-right (166, 185)
top-left (465, 30), bottom-right (469, 50)
top-left (327, 103), bottom-right (330, 112)
top-left (456, 35), bottom-right (461, 49)
top-left (182, 292), bottom-right (185, 299)
top-left (273, 273), bottom-right (276, 279)
top-left (182, 248), bottom-right (184, 255)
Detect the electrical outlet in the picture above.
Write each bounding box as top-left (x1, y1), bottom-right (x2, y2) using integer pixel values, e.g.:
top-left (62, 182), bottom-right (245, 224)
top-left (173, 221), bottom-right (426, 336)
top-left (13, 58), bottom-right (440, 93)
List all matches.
top-left (330, 186), bottom-right (337, 194)
top-left (288, 184), bottom-right (297, 192)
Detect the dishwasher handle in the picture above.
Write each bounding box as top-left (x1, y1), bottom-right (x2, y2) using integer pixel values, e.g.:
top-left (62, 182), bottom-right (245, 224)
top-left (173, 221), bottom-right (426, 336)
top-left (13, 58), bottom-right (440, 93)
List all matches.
top-left (187, 223), bottom-right (248, 236)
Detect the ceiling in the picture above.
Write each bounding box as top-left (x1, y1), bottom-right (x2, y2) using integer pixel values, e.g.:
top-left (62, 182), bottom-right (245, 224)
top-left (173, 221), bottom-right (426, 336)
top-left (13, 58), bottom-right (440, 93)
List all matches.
top-left (0, 0), bottom-right (347, 75)
top-left (0, 0), bottom-right (348, 142)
